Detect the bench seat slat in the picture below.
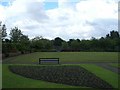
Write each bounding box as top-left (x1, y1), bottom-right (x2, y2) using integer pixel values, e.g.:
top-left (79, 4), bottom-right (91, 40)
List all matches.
top-left (39, 58), bottom-right (59, 64)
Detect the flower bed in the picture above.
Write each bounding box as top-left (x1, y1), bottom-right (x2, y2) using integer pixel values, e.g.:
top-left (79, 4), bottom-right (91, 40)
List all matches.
top-left (9, 65), bottom-right (113, 88)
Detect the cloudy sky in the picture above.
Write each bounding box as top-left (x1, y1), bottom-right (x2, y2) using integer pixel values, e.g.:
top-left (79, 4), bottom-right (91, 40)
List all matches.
top-left (0, 0), bottom-right (118, 40)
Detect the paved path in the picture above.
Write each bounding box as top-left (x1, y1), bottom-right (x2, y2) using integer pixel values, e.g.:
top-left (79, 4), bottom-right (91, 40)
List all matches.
top-left (62, 62), bottom-right (120, 74)
top-left (96, 63), bottom-right (119, 74)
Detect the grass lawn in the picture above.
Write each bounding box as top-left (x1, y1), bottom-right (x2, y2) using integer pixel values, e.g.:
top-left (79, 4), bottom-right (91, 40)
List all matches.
top-left (2, 52), bottom-right (119, 88)
top-left (2, 64), bottom-right (119, 88)
top-left (3, 52), bottom-right (118, 64)
top-left (79, 64), bottom-right (119, 88)
top-left (109, 63), bottom-right (120, 68)
top-left (2, 64), bottom-right (80, 88)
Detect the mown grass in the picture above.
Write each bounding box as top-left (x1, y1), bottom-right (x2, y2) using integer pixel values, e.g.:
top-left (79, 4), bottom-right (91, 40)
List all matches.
top-left (2, 64), bottom-right (80, 88)
top-left (79, 64), bottom-right (119, 88)
top-left (2, 64), bottom-right (119, 88)
top-left (2, 52), bottom-right (119, 88)
top-left (9, 65), bottom-right (114, 88)
top-left (109, 63), bottom-right (120, 68)
top-left (3, 52), bottom-right (118, 64)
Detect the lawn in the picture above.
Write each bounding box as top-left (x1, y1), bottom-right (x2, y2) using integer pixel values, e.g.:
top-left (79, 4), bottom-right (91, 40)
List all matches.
top-left (79, 64), bottom-right (119, 88)
top-left (2, 64), bottom-right (79, 88)
top-left (3, 52), bottom-right (118, 64)
top-left (2, 52), bottom-right (119, 88)
top-left (2, 64), bottom-right (119, 88)
top-left (109, 63), bottom-right (120, 68)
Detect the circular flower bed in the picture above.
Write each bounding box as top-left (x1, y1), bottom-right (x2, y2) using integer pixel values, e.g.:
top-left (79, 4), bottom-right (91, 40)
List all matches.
top-left (9, 65), bottom-right (113, 88)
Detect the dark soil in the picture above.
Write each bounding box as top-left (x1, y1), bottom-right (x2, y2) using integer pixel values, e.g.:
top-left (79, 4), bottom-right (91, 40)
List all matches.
top-left (9, 65), bottom-right (113, 88)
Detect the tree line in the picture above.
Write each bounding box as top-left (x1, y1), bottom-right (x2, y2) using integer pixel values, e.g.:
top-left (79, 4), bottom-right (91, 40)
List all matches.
top-left (0, 22), bottom-right (120, 57)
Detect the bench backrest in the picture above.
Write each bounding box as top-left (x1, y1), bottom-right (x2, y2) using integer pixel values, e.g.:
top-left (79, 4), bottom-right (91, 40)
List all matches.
top-left (39, 58), bottom-right (59, 64)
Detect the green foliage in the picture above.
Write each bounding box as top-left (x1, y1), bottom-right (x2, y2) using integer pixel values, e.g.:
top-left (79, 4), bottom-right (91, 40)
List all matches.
top-left (9, 27), bottom-right (23, 43)
top-left (106, 30), bottom-right (120, 39)
top-left (31, 37), bottom-right (53, 51)
top-left (54, 37), bottom-right (63, 46)
top-left (2, 24), bottom-right (120, 54)
top-left (62, 42), bottom-right (69, 51)
top-left (0, 22), bottom-right (7, 40)
top-left (79, 40), bottom-right (91, 51)
top-left (2, 24), bottom-right (7, 39)
top-left (70, 40), bottom-right (80, 51)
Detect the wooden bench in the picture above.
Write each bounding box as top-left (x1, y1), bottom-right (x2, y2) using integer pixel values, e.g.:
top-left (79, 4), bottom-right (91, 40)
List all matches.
top-left (39, 58), bottom-right (59, 64)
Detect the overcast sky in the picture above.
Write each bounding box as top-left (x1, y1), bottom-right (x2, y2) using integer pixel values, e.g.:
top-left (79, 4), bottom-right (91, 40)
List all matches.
top-left (0, 0), bottom-right (118, 40)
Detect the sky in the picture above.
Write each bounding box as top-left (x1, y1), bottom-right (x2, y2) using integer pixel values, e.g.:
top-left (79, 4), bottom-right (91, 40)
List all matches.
top-left (0, 0), bottom-right (119, 40)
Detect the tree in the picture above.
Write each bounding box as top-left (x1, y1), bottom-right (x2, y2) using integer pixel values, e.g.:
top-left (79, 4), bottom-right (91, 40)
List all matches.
top-left (53, 37), bottom-right (64, 51)
top-left (70, 40), bottom-right (80, 51)
top-left (9, 27), bottom-right (23, 43)
top-left (106, 30), bottom-right (119, 39)
top-left (80, 40), bottom-right (91, 51)
top-left (68, 39), bottom-right (74, 46)
top-left (62, 41), bottom-right (69, 51)
top-left (0, 22), bottom-right (2, 52)
top-left (2, 24), bottom-right (7, 38)
top-left (0, 22), bottom-right (7, 41)
top-left (18, 35), bottom-right (30, 53)
top-left (31, 36), bottom-right (45, 51)
top-left (110, 30), bottom-right (119, 39)
top-left (0, 22), bottom-right (2, 38)
top-left (54, 37), bottom-right (63, 46)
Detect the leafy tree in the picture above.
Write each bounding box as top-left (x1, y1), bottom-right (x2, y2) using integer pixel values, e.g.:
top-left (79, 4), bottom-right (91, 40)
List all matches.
top-left (41, 39), bottom-right (53, 50)
top-left (0, 22), bottom-right (7, 41)
top-left (62, 41), bottom-right (69, 51)
top-left (70, 40), bottom-right (80, 51)
top-left (9, 27), bottom-right (23, 43)
top-left (2, 24), bottom-right (7, 39)
top-left (19, 35), bottom-right (30, 53)
top-left (54, 37), bottom-right (63, 46)
top-left (106, 30), bottom-right (119, 39)
top-left (110, 30), bottom-right (119, 39)
top-left (0, 22), bottom-right (2, 39)
top-left (53, 37), bottom-right (64, 51)
top-left (80, 40), bottom-right (91, 51)
top-left (0, 22), bottom-right (2, 52)
top-left (68, 39), bottom-right (74, 46)
top-left (30, 36), bottom-right (43, 51)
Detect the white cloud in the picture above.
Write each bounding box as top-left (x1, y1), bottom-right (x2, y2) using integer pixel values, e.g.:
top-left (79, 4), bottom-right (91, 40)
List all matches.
top-left (76, 0), bottom-right (118, 20)
top-left (0, 0), bottom-right (118, 40)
